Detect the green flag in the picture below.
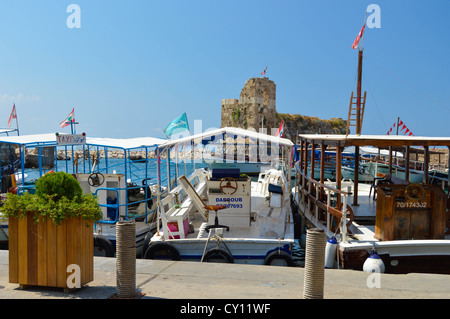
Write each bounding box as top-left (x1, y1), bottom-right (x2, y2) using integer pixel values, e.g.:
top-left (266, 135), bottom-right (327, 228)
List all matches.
top-left (163, 112), bottom-right (190, 138)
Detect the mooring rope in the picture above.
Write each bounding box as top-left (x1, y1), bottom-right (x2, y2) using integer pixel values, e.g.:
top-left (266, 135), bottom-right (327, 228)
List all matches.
top-left (116, 221), bottom-right (136, 298)
top-left (303, 228), bottom-right (326, 299)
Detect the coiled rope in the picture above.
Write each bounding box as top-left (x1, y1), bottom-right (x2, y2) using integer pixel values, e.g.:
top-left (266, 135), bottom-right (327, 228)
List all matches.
top-left (116, 221), bottom-right (137, 298)
top-left (303, 228), bottom-right (326, 299)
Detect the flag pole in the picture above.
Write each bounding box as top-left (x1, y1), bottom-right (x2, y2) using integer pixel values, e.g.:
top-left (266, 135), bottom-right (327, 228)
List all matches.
top-left (15, 105), bottom-right (20, 135)
top-left (355, 12), bottom-right (368, 135)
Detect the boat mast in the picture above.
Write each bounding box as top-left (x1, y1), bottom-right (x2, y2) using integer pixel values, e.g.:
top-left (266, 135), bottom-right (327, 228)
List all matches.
top-left (355, 48), bottom-right (364, 135)
top-left (355, 12), bottom-right (367, 136)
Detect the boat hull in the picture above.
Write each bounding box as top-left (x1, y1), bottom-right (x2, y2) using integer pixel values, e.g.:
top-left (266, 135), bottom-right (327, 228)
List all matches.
top-left (149, 235), bottom-right (295, 265)
top-left (338, 240), bottom-right (450, 274)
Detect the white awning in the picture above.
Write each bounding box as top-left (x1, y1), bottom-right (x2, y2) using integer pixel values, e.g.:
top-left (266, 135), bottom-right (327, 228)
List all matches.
top-left (0, 133), bottom-right (165, 149)
top-left (160, 127), bottom-right (294, 149)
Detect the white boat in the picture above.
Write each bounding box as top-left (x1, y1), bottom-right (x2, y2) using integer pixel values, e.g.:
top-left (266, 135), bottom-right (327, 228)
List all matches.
top-left (0, 133), bottom-right (167, 257)
top-left (144, 127), bottom-right (297, 266)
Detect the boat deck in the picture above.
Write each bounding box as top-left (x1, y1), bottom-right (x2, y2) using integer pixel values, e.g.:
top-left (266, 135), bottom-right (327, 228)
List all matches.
top-left (163, 180), bottom-right (294, 242)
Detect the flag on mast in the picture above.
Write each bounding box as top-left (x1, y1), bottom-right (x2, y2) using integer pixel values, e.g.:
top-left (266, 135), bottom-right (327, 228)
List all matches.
top-left (60, 108), bottom-right (75, 128)
top-left (275, 120), bottom-right (284, 138)
top-left (163, 112), bottom-right (190, 139)
top-left (8, 104), bottom-right (17, 128)
top-left (351, 23), bottom-right (366, 50)
top-left (261, 66), bottom-right (267, 76)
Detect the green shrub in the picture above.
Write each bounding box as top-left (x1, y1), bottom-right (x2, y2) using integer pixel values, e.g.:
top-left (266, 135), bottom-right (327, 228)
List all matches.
top-left (1, 172), bottom-right (102, 225)
top-left (35, 171), bottom-right (83, 202)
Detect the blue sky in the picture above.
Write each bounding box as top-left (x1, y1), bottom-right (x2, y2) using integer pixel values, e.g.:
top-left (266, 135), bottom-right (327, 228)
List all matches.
top-left (0, 0), bottom-right (449, 139)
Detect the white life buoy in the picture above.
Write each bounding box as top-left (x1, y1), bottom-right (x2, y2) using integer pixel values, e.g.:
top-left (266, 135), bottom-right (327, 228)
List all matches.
top-left (324, 236), bottom-right (338, 269)
top-left (363, 249), bottom-right (385, 273)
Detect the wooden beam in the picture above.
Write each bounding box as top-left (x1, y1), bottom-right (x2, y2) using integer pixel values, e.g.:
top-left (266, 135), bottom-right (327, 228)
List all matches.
top-left (353, 145), bottom-right (360, 206)
top-left (311, 142), bottom-right (316, 181)
top-left (336, 144), bottom-right (342, 207)
top-left (405, 146), bottom-right (410, 183)
top-left (320, 143), bottom-right (325, 185)
top-left (424, 146), bottom-right (429, 184)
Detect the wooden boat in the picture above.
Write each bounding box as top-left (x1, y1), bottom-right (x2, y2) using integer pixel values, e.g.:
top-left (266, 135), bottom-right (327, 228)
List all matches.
top-left (293, 133), bottom-right (450, 274)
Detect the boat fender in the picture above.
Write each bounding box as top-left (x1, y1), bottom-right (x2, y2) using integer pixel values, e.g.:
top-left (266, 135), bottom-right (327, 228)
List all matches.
top-left (264, 251), bottom-right (295, 267)
top-left (93, 234), bottom-right (115, 257)
top-left (293, 213), bottom-right (302, 240)
top-left (202, 248), bottom-right (234, 263)
top-left (363, 248), bottom-right (385, 273)
top-left (144, 242), bottom-right (181, 261)
top-left (324, 236), bottom-right (338, 269)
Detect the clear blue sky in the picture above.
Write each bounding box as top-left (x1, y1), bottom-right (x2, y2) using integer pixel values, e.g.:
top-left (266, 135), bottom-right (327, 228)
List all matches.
top-left (0, 0), bottom-right (449, 139)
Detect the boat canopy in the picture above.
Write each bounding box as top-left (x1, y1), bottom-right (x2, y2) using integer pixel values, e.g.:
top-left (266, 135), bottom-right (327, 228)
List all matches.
top-left (298, 134), bottom-right (450, 148)
top-left (159, 127), bottom-right (294, 149)
top-left (0, 133), bottom-right (166, 149)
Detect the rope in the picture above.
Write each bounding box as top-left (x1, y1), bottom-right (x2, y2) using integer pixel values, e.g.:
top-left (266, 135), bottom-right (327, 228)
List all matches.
top-left (200, 230), bottom-right (233, 262)
top-left (303, 228), bottom-right (326, 299)
top-left (116, 221), bottom-right (137, 298)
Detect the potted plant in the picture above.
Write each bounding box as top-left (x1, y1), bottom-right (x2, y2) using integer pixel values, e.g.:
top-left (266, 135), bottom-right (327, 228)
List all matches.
top-left (1, 171), bottom-right (102, 290)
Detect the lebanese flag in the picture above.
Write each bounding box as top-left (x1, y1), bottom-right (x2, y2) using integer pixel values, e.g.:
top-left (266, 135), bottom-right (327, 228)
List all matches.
top-left (351, 24), bottom-right (366, 49)
top-left (275, 120), bottom-right (284, 138)
top-left (60, 108), bottom-right (75, 128)
top-left (261, 66), bottom-right (267, 76)
top-left (8, 104), bottom-right (17, 128)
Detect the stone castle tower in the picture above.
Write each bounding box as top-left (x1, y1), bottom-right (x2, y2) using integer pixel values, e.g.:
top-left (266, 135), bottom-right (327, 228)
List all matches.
top-left (221, 77), bottom-right (278, 132)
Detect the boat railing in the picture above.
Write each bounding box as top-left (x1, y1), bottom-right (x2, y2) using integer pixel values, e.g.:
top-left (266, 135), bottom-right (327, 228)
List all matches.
top-left (294, 163), bottom-right (351, 239)
top-left (94, 185), bottom-right (158, 225)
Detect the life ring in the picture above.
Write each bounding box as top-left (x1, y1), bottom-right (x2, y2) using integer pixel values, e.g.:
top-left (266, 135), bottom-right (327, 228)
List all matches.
top-left (359, 166), bottom-right (366, 175)
top-left (202, 248), bottom-right (234, 263)
top-left (264, 250), bottom-right (295, 267)
top-left (144, 242), bottom-right (181, 261)
top-left (93, 234), bottom-right (115, 257)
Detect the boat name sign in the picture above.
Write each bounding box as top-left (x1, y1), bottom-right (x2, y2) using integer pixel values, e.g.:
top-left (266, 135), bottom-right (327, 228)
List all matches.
top-left (56, 133), bottom-right (87, 146)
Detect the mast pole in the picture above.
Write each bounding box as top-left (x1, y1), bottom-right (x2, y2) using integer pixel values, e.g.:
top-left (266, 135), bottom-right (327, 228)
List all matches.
top-left (355, 12), bottom-right (367, 136)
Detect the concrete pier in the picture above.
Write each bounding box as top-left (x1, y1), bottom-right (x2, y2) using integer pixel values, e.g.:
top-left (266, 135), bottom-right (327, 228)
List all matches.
top-left (0, 250), bottom-right (449, 300)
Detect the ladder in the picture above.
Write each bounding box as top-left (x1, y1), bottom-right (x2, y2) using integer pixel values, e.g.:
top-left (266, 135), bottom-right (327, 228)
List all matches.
top-left (346, 91), bottom-right (367, 135)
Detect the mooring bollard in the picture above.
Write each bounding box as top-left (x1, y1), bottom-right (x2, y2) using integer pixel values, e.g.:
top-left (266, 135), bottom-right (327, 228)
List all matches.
top-left (303, 228), bottom-right (326, 299)
top-left (116, 220), bottom-right (138, 298)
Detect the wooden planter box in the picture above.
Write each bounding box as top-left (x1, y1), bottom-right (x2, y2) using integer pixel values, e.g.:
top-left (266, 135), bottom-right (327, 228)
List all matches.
top-left (8, 213), bottom-right (94, 289)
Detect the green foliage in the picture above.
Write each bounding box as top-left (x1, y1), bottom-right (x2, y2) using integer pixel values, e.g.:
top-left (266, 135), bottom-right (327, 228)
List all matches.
top-left (35, 171), bottom-right (83, 201)
top-left (1, 172), bottom-right (102, 225)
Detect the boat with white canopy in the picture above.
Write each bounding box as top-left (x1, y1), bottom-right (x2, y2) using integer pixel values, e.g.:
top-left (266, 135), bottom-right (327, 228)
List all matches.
top-left (145, 127), bottom-right (298, 266)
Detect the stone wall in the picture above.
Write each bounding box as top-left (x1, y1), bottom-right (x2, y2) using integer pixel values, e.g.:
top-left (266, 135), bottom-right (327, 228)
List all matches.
top-left (221, 77), bottom-right (277, 130)
top-left (221, 77), bottom-right (347, 141)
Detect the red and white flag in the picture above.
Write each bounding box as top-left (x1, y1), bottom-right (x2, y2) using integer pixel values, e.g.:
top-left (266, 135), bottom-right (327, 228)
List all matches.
top-left (60, 108), bottom-right (75, 128)
top-left (351, 24), bottom-right (366, 49)
top-left (275, 120), bottom-right (284, 138)
top-left (8, 104), bottom-right (17, 128)
top-left (261, 66), bottom-right (267, 76)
